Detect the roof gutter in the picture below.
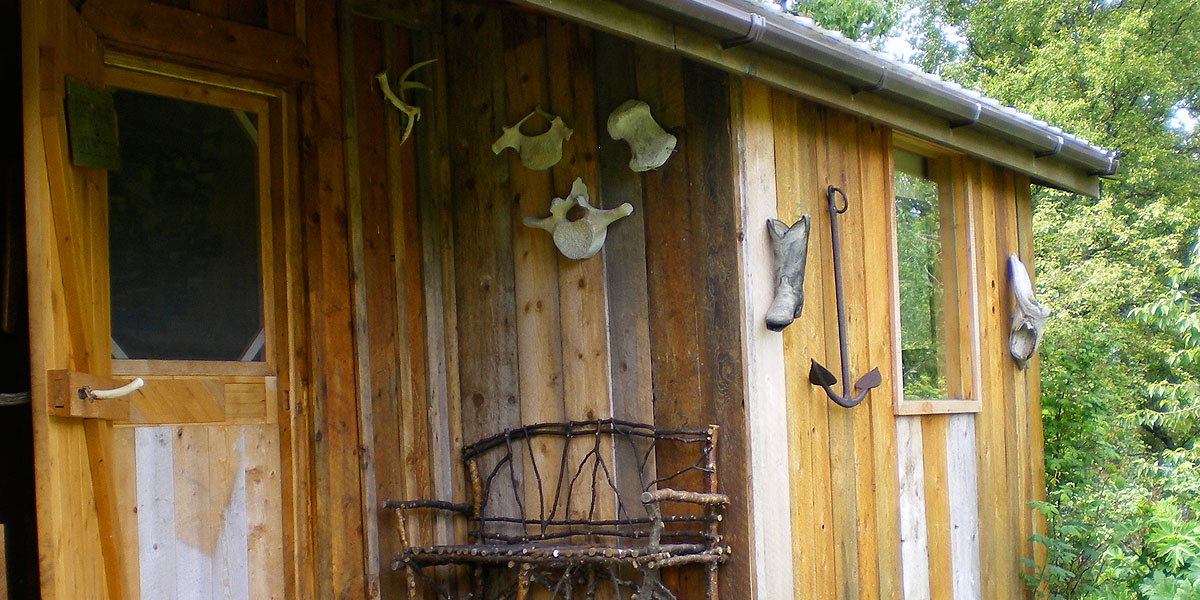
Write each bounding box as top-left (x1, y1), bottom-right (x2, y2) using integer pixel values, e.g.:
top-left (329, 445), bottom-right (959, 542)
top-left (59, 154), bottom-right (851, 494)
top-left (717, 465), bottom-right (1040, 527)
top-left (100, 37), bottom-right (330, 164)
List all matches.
top-left (628, 0), bottom-right (1119, 177)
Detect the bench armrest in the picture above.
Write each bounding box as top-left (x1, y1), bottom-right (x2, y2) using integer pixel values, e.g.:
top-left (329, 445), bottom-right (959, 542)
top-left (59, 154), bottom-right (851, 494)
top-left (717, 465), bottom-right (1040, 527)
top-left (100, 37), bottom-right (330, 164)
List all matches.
top-left (640, 489), bottom-right (729, 508)
top-left (381, 499), bottom-right (470, 513)
top-left (640, 487), bottom-right (728, 552)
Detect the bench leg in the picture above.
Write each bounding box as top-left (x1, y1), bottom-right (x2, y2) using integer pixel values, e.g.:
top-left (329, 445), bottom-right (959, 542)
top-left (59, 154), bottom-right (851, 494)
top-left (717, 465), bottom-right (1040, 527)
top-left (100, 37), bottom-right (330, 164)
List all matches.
top-left (403, 563), bottom-right (419, 600)
top-left (705, 563), bottom-right (718, 600)
top-left (515, 564), bottom-right (533, 600)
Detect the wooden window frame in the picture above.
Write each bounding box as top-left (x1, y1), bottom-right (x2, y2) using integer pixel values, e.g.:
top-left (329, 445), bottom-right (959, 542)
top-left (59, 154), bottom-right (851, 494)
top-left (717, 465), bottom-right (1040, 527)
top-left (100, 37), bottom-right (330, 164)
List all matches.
top-left (100, 53), bottom-right (296, 425)
top-left (889, 136), bottom-right (982, 415)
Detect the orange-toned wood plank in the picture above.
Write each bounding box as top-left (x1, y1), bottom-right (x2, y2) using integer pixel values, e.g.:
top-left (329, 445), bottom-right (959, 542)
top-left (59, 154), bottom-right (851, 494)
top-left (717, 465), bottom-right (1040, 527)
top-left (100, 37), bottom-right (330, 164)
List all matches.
top-left (857, 119), bottom-right (901, 599)
top-left (921, 416), bottom-right (953, 599)
top-left (1015, 175), bottom-right (1050, 583)
top-left (81, 0), bottom-right (313, 84)
top-left (821, 109), bottom-right (864, 600)
top-left (796, 98), bottom-right (839, 600)
top-left (547, 21), bottom-right (616, 529)
top-left (383, 25), bottom-right (435, 552)
top-left (501, 12), bottom-right (567, 525)
top-left (299, 0), bottom-right (366, 595)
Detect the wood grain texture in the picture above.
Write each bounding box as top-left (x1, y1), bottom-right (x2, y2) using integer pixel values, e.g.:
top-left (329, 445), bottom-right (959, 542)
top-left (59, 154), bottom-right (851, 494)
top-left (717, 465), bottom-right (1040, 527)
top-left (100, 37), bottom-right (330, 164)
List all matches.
top-left (895, 417), bottom-right (929, 600)
top-left (300, 0), bottom-right (367, 595)
top-left (731, 77), bottom-right (795, 600)
top-left (500, 11), bottom-right (566, 525)
top-left (81, 0), bottom-right (313, 84)
top-left (947, 414), bottom-right (982, 599)
top-left (443, 1), bottom-right (523, 521)
top-left (592, 31), bottom-right (655, 509)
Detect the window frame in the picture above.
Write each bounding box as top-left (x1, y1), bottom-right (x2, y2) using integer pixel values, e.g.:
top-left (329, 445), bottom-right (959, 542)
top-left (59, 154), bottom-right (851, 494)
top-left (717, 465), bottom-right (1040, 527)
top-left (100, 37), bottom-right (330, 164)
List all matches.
top-left (889, 136), bottom-right (982, 415)
top-left (103, 59), bottom-right (279, 380)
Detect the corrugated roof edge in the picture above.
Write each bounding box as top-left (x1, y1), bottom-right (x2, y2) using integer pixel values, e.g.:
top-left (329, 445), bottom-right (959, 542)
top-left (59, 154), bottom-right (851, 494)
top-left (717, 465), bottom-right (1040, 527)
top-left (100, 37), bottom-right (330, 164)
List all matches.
top-left (630, 0), bottom-right (1119, 179)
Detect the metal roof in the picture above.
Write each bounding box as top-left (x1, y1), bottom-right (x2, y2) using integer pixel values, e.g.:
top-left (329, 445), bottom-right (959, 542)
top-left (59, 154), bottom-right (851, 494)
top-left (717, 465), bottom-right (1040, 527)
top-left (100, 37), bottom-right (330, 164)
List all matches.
top-left (629, 0), bottom-right (1119, 180)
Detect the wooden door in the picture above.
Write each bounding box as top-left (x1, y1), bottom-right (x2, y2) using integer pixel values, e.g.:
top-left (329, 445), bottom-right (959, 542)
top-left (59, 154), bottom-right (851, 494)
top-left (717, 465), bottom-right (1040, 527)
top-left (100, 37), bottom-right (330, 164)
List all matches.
top-left (23, 2), bottom-right (294, 599)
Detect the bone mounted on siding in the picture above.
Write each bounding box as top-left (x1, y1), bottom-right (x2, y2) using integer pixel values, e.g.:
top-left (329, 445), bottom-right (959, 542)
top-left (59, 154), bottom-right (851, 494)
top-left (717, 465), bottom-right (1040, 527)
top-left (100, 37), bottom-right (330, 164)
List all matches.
top-left (1007, 253), bottom-right (1050, 368)
top-left (606, 99), bottom-right (677, 172)
top-left (491, 107), bottom-right (574, 171)
top-left (524, 178), bottom-right (633, 260)
top-left (765, 216), bottom-right (811, 332)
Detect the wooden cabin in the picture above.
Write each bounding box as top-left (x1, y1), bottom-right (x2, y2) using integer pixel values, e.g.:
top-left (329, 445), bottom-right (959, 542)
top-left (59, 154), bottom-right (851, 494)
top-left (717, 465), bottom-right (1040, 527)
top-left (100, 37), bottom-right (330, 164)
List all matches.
top-left (6, 0), bottom-right (1117, 598)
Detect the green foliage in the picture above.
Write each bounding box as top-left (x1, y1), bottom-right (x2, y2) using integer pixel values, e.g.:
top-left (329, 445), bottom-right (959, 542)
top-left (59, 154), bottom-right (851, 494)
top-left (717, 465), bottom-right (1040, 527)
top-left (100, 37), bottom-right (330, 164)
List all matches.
top-left (772, 0), bottom-right (905, 43)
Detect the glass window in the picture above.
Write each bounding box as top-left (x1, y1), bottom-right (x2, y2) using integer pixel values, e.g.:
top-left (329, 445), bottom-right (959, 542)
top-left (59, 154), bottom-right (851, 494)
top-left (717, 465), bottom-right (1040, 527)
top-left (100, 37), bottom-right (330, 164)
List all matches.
top-left (892, 148), bottom-right (974, 410)
top-left (107, 89), bottom-right (264, 362)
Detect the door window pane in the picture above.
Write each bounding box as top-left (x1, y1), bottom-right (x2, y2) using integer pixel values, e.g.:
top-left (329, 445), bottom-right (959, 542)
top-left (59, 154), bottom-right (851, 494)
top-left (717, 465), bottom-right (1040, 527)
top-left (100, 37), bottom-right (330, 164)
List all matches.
top-left (108, 89), bottom-right (264, 361)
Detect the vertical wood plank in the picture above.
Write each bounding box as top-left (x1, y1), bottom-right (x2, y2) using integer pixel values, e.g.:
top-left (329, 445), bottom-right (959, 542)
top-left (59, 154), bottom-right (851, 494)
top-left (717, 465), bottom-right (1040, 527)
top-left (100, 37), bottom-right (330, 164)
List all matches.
top-left (775, 95), bottom-right (839, 600)
top-left (681, 60), bottom-right (750, 600)
top-left (500, 12), bottom-right (566, 524)
top-left (174, 427), bottom-right (214, 600)
top-left (732, 78), bottom-right (795, 600)
top-left (411, 28), bottom-right (466, 549)
top-left (443, 1), bottom-right (522, 519)
top-left (1015, 175), bottom-right (1049, 581)
top-left (947, 413), bottom-right (982, 600)
top-left (337, 9), bottom-right (382, 597)
top-left (921, 416), bottom-right (952, 599)
top-left (136, 427), bottom-right (177, 599)
top-left (384, 23), bottom-right (435, 559)
top-left (592, 31), bottom-right (655, 509)
top-left (546, 21), bottom-right (616, 526)
top-left (858, 120), bottom-right (901, 599)
top-left (301, 0), bottom-right (367, 594)
top-left (895, 417), bottom-right (930, 600)
top-left (246, 425), bottom-right (285, 600)
top-left (822, 110), bottom-right (862, 600)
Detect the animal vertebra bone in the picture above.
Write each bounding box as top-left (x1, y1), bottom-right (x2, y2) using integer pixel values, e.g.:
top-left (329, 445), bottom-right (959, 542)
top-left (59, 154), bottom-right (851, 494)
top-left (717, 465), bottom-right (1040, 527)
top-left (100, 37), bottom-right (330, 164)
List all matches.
top-left (765, 216), bottom-right (811, 332)
top-left (606, 99), bottom-right (676, 172)
top-left (1007, 254), bottom-right (1050, 369)
top-left (524, 178), bottom-right (633, 260)
top-left (491, 107), bottom-right (574, 171)
top-left (377, 58), bottom-right (437, 146)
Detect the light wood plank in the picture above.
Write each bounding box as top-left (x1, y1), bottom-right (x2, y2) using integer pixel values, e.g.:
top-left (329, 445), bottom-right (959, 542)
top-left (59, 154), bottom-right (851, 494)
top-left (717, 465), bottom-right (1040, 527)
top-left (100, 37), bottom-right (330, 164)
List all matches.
top-left (246, 425), bottom-right (285, 600)
top-left (136, 427), bottom-right (177, 599)
top-left (895, 417), bottom-right (930, 600)
top-left (733, 78), bottom-right (795, 600)
top-left (947, 414), bottom-right (982, 599)
top-left (501, 12), bottom-right (566, 525)
top-left (547, 20), bottom-right (616, 525)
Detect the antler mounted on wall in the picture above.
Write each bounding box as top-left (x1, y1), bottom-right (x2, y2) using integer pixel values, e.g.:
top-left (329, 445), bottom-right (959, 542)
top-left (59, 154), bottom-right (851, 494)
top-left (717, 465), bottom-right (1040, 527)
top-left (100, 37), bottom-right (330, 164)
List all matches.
top-left (376, 58), bottom-right (437, 146)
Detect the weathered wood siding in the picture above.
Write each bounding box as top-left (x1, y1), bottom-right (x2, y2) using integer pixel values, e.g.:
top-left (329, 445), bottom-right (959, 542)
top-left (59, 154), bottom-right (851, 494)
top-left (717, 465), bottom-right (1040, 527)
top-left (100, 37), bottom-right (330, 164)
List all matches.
top-left (735, 82), bottom-right (1045, 599)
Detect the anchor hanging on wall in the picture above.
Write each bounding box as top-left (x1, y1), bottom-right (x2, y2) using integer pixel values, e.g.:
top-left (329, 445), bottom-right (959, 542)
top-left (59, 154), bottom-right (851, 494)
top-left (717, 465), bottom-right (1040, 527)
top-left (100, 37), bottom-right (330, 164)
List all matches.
top-left (809, 186), bottom-right (882, 408)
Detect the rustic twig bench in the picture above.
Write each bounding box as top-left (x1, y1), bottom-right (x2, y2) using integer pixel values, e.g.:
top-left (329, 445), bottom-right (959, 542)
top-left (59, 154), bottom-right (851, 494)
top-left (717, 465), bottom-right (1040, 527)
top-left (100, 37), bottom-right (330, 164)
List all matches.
top-left (382, 419), bottom-right (730, 600)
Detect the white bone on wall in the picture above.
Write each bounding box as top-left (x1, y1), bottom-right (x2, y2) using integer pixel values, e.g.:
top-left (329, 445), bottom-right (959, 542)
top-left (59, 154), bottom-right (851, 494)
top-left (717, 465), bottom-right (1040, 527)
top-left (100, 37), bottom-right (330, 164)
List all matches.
top-left (606, 99), bottom-right (677, 172)
top-left (523, 178), bottom-right (633, 260)
top-left (491, 107), bottom-right (574, 171)
top-left (1007, 253), bottom-right (1050, 369)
